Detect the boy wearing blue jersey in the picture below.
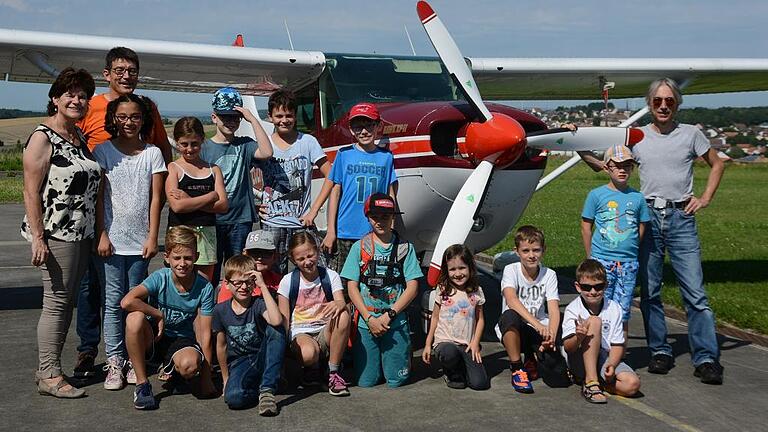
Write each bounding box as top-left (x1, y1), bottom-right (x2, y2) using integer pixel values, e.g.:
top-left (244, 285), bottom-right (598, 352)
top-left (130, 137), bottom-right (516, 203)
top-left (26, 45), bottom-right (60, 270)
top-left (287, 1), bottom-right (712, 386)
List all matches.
top-left (581, 145), bottom-right (650, 338)
top-left (322, 103), bottom-right (398, 273)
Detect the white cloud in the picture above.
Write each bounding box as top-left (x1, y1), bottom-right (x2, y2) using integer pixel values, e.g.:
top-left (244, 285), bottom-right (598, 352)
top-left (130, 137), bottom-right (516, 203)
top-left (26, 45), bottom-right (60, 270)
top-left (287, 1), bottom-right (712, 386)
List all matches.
top-left (0, 0), bottom-right (29, 11)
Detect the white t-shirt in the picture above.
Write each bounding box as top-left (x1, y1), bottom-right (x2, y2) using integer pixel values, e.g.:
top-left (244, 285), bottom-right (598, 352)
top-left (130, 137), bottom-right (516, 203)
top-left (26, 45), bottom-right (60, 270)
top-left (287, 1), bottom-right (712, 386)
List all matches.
top-left (500, 262), bottom-right (559, 326)
top-left (277, 268), bottom-right (343, 338)
top-left (254, 133), bottom-right (325, 228)
top-left (94, 141), bottom-right (166, 255)
top-left (562, 297), bottom-right (625, 353)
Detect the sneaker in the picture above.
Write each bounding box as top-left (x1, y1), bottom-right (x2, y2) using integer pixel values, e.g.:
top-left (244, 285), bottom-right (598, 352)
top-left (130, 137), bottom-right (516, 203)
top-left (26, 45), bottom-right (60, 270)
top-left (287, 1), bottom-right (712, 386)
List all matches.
top-left (301, 367), bottom-right (324, 388)
top-left (328, 372), bottom-right (350, 396)
top-left (103, 356), bottom-right (126, 391)
top-left (524, 356), bottom-right (539, 381)
top-left (444, 373), bottom-right (467, 390)
top-left (73, 350), bottom-right (97, 378)
top-left (648, 354), bottom-right (674, 374)
top-left (511, 368), bottom-right (534, 393)
top-left (125, 362), bottom-right (136, 385)
top-left (133, 382), bottom-right (157, 410)
top-left (694, 362), bottom-right (724, 385)
top-left (258, 391), bottom-right (278, 416)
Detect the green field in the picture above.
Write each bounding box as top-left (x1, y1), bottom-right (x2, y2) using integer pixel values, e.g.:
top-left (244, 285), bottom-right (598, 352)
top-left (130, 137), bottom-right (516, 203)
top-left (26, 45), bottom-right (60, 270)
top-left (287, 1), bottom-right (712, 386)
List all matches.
top-left (487, 157), bottom-right (768, 334)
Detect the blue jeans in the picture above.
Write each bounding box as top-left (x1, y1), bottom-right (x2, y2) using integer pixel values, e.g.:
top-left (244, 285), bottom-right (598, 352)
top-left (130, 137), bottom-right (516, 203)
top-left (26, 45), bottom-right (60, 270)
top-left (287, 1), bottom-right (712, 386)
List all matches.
top-left (103, 255), bottom-right (148, 359)
top-left (594, 257), bottom-right (638, 323)
top-left (76, 254), bottom-right (104, 354)
top-left (638, 205), bottom-right (719, 366)
top-left (214, 222), bottom-right (252, 285)
top-left (224, 325), bottom-right (287, 409)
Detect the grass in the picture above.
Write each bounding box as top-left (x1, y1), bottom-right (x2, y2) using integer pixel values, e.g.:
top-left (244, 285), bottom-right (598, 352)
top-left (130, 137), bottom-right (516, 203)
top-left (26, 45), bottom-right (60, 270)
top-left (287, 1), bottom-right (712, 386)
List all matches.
top-left (0, 145), bottom-right (23, 171)
top-left (0, 175), bottom-right (23, 203)
top-left (487, 157), bottom-right (768, 334)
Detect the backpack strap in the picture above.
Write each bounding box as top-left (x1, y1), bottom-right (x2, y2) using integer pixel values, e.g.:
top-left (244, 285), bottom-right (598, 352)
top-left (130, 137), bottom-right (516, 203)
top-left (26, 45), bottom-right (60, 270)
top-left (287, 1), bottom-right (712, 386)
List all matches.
top-left (288, 268), bottom-right (301, 314)
top-left (318, 266), bottom-right (334, 302)
top-left (360, 233), bottom-right (375, 276)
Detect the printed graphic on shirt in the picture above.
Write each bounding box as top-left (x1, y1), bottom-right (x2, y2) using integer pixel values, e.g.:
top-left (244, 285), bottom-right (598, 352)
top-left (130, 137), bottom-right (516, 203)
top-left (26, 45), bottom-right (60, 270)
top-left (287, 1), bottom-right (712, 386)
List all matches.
top-left (261, 154), bottom-right (310, 218)
top-left (291, 282), bottom-right (333, 334)
top-left (596, 200), bottom-right (637, 248)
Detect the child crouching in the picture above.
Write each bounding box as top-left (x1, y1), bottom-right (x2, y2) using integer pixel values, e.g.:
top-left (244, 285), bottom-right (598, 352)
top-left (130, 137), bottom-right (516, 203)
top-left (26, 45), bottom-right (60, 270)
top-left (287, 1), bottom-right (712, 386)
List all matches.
top-left (423, 244), bottom-right (489, 390)
top-left (563, 259), bottom-right (641, 404)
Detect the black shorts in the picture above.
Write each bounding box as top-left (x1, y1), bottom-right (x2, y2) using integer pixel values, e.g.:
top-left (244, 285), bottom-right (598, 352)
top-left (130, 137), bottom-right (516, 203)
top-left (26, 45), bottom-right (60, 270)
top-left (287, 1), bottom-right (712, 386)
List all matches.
top-left (498, 309), bottom-right (544, 355)
top-left (148, 321), bottom-right (203, 376)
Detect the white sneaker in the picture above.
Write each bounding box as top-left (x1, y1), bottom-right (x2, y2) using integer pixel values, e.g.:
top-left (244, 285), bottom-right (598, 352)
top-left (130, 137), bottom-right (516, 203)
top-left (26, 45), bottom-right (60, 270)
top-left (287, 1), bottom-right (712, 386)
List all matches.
top-left (103, 356), bottom-right (125, 390)
top-left (125, 361), bottom-right (136, 385)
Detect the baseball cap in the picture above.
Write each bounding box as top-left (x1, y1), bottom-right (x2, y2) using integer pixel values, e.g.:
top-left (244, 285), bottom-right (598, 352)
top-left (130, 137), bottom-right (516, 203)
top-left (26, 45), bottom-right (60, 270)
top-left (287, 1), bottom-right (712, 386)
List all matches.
top-left (348, 103), bottom-right (380, 121)
top-left (603, 144), bottom-right (636, 164)
top-left (364, 193), bottom-right (403, 216)
top-left (244, 230), bottom-right (276, 251)
top-left (212, 87), bottom-right (243, 115)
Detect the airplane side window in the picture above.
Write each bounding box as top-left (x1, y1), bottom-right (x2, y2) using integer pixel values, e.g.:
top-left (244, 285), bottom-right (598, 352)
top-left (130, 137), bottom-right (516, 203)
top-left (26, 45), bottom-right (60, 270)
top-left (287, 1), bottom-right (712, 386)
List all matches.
top-left (294, 85), bottom-right (317, 134)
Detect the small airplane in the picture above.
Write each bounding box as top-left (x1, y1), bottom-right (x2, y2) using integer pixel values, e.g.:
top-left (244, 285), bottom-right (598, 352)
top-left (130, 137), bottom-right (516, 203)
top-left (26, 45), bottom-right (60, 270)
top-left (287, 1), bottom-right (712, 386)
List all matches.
top-left (2, 1), bottom-right (767, 285)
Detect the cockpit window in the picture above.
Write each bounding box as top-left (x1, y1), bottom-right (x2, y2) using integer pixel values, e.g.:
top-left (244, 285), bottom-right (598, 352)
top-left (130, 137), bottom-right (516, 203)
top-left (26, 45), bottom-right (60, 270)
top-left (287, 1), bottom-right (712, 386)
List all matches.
top-left (321, 54), bottom-right (461, 125)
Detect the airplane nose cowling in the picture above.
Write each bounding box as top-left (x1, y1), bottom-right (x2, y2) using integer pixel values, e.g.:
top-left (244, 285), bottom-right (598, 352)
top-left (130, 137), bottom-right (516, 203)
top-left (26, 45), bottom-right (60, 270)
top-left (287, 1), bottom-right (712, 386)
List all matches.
top-left (461, 113), bottom-right (527, 167)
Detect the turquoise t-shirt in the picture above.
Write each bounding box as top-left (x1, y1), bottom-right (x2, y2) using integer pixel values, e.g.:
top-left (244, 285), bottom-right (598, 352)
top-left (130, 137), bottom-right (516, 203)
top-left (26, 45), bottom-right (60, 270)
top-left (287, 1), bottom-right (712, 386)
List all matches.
top-left (201, 136), bottom-right (258, 224)
top-left (143, 268), bottom-right (215, 339)
top-left (581, 185), bottom-right (651, 261)
top-left (340, 237), bottom-right (423, 330)
top-left (328, 145), bottom-right (397, 240)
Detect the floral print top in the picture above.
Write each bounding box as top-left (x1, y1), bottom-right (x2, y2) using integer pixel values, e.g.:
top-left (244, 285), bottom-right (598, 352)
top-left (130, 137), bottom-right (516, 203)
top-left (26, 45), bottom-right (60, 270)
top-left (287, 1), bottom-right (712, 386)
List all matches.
top-left (21, 125), bottom-right (101, 242)
top-left (433, 286), bottom-right (485, 346)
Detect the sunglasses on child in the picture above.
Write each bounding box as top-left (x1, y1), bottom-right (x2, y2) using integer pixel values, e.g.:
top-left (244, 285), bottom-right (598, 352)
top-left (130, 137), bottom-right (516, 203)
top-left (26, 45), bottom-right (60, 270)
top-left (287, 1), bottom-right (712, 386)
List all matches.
top-left (651, 97), bottom-right (677, 109)
top-left (578, 282), bottom-right (606, 292)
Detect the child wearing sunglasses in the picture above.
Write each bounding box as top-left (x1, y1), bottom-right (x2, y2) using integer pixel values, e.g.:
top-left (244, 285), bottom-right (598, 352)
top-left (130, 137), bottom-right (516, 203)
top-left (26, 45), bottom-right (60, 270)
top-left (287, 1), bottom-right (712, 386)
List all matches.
top-left (580, 145), bottom-right (650, 341)
top-left (563, 259), bottom-right (641, 404)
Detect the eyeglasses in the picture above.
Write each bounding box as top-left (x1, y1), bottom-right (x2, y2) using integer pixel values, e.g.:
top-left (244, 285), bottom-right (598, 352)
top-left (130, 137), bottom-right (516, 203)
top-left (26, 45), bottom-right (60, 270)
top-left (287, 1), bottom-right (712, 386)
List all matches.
top-left (350, 121), bottom-right (377, 133)
top-left (651, 97), bottom-right (676, 109)
top-left (115, 114), bottom-right (143, 123)
top-left (578, 282), bottom-right (606, 292)
top-left (111, 67), bottom-right (139, 77)
top-left (227, 278), bottom-right (252, 288)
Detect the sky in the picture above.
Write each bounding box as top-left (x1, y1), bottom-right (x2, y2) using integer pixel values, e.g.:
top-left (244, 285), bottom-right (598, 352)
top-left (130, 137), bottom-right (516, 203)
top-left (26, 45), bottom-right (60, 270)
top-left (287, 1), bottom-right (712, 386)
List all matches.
top-left (1, 0), bottom-right (767, 112)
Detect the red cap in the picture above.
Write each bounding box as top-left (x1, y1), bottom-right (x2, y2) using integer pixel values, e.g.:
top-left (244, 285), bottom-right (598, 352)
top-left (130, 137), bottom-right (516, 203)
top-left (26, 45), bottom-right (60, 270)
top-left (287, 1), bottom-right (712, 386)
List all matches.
top-left (348, 103), bottom-right (380, 121)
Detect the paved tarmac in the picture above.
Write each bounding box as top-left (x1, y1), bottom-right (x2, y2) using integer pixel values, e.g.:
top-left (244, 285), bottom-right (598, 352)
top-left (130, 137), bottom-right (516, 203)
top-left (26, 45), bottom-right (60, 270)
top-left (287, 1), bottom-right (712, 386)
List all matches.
top-left (1, 203), bottom-right (766, 432)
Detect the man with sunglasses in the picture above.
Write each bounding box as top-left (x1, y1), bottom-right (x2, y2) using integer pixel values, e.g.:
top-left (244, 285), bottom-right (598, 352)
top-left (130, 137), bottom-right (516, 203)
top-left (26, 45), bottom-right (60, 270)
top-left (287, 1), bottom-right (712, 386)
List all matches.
top-left (580, 78), bottom-right (725, 385)
top-left (72, 47), bottom-right (174, 379)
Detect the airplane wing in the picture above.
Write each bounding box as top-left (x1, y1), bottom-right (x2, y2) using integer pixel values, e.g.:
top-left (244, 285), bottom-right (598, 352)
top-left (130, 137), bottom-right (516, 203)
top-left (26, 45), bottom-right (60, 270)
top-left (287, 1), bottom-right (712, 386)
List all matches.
top-left (468, 57), bottom-right (768, 100)
top-left (0, 29), bottom-right (326, 95)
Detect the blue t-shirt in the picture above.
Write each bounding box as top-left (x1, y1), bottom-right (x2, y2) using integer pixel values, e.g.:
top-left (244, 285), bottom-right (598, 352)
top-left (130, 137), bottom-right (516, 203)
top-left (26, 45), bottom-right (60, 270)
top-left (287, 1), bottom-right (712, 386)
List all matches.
top-left (212, 298), bottom-right (267, 363)
top-left (329, 145), bottom-right (397, 240)
top-left (253, 133), bottom-right (326, 228)
top-left (340, 237), bottom-right (423, 330)
top-left (581, 185), bottom-right (651, 261)
top-left (143, 268), bottom-right (215, 339)
top-left (201, 136), bottom-right (258, 224)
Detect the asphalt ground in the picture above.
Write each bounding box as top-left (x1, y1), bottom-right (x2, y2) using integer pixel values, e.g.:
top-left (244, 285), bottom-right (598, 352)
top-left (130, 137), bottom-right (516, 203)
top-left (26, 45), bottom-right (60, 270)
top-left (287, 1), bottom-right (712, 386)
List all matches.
top-left (1, 203), bottom-right (766, 432)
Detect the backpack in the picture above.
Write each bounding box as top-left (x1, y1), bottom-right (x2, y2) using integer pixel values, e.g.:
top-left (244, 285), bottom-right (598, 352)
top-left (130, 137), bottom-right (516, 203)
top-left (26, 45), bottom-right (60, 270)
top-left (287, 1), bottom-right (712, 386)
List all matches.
top-left (359, 231), bottom-right (410, 288)
top-left (288, 266), bottom-right (334, 314)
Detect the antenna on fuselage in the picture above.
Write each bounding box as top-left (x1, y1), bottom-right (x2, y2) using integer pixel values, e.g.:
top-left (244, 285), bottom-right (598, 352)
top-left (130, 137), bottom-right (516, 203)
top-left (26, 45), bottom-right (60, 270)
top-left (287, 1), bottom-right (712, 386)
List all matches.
top-left (284, 19), bottom-right (295, 51)
top-left (404, 24), bottom-right (416, 56)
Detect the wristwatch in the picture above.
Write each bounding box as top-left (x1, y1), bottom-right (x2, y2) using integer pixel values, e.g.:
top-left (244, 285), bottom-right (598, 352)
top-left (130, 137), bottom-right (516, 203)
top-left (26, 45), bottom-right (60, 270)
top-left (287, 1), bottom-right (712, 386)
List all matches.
top-left (384, 308), bottom-right (397, 319)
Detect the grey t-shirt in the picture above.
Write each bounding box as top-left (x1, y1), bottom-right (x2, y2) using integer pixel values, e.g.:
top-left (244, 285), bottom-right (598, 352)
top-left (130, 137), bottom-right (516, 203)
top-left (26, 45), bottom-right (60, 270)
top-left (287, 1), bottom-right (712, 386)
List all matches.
top-left (633, 123), bottom-right (711, 202)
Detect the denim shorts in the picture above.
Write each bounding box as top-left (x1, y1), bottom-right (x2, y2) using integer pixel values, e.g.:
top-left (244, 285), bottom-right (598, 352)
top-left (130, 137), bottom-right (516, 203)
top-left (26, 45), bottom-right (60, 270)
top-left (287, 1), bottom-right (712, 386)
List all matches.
top-left (594, 257), bottom-right (638, 322)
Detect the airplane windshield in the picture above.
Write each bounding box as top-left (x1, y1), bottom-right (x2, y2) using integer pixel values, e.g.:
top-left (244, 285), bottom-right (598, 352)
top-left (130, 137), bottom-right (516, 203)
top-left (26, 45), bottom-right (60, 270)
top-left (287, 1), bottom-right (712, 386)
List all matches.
top-left (324, 54), bottom-right (461, 111)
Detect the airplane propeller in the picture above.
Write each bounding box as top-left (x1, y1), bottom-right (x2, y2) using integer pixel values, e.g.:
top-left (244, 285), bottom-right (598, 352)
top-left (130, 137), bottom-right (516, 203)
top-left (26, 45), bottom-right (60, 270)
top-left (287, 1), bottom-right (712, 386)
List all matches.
top-left (417, 0), bottom-right (644, 286)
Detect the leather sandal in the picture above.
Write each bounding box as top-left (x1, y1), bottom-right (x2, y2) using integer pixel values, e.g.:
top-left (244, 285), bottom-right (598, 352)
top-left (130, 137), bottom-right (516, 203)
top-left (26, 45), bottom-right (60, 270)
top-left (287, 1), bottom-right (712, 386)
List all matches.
top-left (581, 380), bottom-right (607, 404)
top-left (38, 377), bottom-right (87, 399)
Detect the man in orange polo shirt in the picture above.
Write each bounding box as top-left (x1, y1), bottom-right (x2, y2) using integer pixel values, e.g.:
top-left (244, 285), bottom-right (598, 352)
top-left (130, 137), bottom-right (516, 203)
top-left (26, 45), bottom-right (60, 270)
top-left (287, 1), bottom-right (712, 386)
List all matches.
top-left (73, 47), bottom-right (172, 378)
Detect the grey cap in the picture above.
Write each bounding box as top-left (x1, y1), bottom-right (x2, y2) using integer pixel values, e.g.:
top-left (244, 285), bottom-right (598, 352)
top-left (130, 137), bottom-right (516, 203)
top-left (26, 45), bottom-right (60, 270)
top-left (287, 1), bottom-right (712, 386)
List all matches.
top-left (244, 230), bottom-right (276, 251)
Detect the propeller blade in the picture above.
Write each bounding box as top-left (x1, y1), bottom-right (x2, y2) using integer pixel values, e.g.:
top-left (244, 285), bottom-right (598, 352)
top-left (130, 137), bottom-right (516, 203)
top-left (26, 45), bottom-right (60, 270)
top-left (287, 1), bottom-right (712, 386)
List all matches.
top-left (417, 1), bottom-right (492, 122)
top-left (525, 127), bottom-right (644, 152)
top-left (427, 160), bottom-right (494, 286)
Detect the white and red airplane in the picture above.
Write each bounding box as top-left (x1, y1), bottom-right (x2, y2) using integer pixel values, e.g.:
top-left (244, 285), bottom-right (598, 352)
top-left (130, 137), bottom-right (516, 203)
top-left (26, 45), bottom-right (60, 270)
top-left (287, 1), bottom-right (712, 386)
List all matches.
top-left (1, 1), bottom-right (766, 285)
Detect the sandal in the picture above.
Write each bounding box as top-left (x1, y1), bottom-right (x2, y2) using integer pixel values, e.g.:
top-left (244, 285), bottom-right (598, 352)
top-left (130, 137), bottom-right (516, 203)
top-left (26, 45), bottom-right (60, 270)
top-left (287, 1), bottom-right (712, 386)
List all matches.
top-left (582, 380), bottom-right (607, 404)
top-left (38, 376), bottom-right (87, 399)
